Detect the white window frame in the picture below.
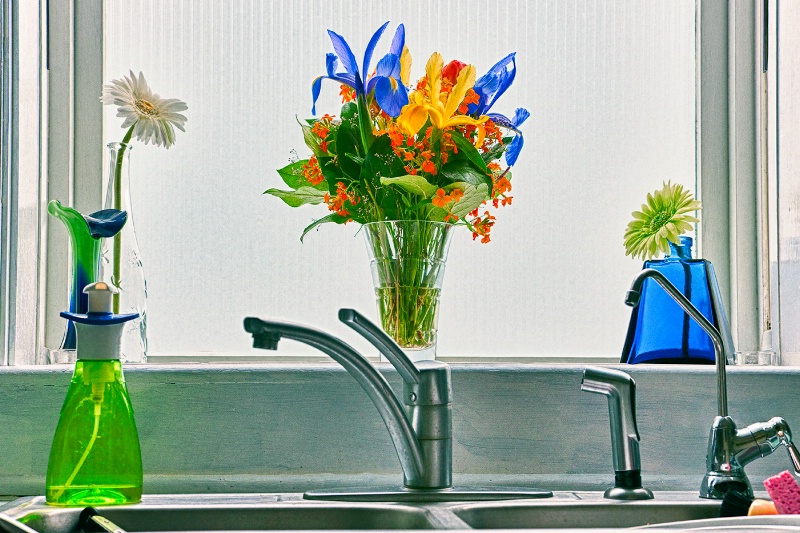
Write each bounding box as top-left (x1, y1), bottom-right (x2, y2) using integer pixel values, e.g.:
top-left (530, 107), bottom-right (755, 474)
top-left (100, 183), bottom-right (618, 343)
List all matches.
top-left (2, 0), bottom-right (768, 365)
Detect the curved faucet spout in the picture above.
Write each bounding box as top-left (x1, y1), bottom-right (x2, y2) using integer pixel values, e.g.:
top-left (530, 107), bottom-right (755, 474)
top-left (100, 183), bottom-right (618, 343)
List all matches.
top-left (626, 268), bottom-right (728, 417)
top-left (243, 317), bottom-right (425, 485)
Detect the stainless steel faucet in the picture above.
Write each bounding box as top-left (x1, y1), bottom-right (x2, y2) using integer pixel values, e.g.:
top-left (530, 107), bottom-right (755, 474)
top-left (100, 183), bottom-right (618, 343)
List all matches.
top-left (582, 366), bottom-right (653, 500)
top-left (244, 309), bottom-right (552, 502)
top-left (626, 268), bottom-right (800, 499)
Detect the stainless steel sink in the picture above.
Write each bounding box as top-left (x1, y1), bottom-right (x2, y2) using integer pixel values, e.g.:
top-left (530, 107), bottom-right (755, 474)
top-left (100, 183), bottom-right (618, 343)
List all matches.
top-left (9, 492), bottom-right (799, 532)
top-left (2, 497), bottom-right (447, 532)
top-left (449, 498), bottom-right (722, 529)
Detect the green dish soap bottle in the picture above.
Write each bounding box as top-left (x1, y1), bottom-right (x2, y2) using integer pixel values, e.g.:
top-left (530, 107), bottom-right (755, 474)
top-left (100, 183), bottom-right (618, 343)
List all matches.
top-left (46, 281), bottom-right (142, 506)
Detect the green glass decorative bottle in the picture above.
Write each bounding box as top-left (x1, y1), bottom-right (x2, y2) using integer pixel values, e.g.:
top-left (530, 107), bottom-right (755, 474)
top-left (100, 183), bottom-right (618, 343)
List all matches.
top-left (46, 282), bottom-right (142, 506)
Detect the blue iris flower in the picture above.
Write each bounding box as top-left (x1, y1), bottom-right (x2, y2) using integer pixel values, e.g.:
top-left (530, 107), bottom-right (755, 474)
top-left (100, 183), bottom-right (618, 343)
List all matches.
top-left (488, 108), bottom-right (530, 166)
top-left (468, 53), bottom-right (528, 166)
top-left (469, 53), bottom-right (517, 116)
top-left (311, 23), bottom-right (409, 118)
top-left (365, 25), bottom-right (409, 117)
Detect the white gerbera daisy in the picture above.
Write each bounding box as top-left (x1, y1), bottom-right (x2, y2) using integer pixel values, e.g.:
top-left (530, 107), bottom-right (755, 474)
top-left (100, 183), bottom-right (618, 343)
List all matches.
top-left (102, 70), bottom-right (187, 148)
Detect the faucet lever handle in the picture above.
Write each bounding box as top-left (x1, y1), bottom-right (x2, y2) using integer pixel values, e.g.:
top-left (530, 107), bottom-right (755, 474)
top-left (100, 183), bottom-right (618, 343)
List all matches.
top-left (778, 430), bottom-right (800, 474)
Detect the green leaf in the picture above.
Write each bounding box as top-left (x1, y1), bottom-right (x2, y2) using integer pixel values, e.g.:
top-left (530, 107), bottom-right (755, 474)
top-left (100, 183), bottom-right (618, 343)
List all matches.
top-left (336, 120), bottom-right (362, 180)
top-left (299, 119), bottom-right (326, 158)
top-left (276, 159), bottom-right (328, 192)
top-left (318, 156), bottom-right (344, 185)
top-left (449, 183), bottom-right (490, 219)
top-left (481, 142), bottom-right (507, 164)
top-left (264, 186), bottom-right (327, 208)
top-left (450, 130), bottom-right (489, 174)
top-left (300, 213), bottom-right (349, 242)
top-left (380, 175), bottom-right (438, 197)
top-left (439, 160), bottom-right (492, 191)
top-left (340, 101), bottom-right (358, 121)
top-left (361, 134), bottom-right (406, 181)
top-left (276, 160), bottom-right (308, 189)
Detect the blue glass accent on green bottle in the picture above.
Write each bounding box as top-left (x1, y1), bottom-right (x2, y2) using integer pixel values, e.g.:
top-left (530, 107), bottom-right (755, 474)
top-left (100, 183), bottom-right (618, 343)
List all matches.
top-left (46, 282), bottom-right (142, 506)
top-left (47, 200), bottom-right (127, 351)
top-left (621, 236), bottom-right (719, 364)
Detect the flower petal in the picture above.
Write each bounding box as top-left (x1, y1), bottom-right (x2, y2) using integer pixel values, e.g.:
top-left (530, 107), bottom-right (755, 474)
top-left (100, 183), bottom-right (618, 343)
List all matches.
top-left (374, 76), bottom-right (409, 117)
top-left (505, 134), bottom-right (524, 166)
top-left (362, 21), bottom-right (391, 81)
top-left (389, 24), bottom-right (405, 57)
top-left (327, 29), bottom-right (360, 77)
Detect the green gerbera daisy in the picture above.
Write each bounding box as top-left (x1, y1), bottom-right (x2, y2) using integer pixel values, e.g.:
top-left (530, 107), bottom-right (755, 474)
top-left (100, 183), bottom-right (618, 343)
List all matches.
top-left (624, 181), bottom-right (701, 260)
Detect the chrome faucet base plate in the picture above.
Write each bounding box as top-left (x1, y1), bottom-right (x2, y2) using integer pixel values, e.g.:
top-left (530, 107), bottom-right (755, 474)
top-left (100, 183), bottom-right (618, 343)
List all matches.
top-left (304, 486), bottom-right (553, 502)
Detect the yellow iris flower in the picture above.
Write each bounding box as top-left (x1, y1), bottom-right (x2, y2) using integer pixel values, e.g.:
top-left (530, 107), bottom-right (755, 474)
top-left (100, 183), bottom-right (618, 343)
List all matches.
top-left (396, 52), bottom-right (488, 136)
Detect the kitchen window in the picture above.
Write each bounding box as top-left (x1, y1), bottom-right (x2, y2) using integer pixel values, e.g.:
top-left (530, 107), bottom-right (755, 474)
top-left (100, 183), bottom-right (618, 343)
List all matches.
top-left (3, 0), bottom-right (768, 364)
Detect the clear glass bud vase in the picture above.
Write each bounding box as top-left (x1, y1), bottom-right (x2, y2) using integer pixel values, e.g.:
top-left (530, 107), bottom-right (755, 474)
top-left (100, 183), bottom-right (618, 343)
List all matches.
top-left (101, 142), bottom-right (147, 362)
top-left (363, 221), bottom-right (454, 361)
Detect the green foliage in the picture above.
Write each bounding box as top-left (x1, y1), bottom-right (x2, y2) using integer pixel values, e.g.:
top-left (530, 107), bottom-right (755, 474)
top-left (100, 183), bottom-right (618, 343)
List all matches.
top-left (276, 160), bottom-right (326, 192)
top-left (380, 175), bottom-right (438, 197)
top-left (439, 160), bottom-right (492, 192)
top-left (300, 213), bottom-right (350, 242)
top-left (263, 186), bottom-right (326, 207)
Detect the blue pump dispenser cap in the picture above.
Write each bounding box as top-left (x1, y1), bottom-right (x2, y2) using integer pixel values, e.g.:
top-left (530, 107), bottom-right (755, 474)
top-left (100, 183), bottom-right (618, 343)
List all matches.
top-left (60, 282), bottom-right (138, 360)
top-left (60, 281), bottom-right (138, 324)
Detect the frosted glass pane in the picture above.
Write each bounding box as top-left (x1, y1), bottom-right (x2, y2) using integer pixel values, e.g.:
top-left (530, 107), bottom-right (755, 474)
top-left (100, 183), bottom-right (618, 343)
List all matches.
top-left (775, 1), bottom-right (800, 364)
top-left (102, 0), bottom-right (696, 358)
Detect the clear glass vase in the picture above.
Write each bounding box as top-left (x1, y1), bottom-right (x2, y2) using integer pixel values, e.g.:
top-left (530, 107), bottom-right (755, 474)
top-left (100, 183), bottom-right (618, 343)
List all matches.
top-left (362, 220), bottom-right (454, 361)
top-left (101, 142), bottom-right (147, 363)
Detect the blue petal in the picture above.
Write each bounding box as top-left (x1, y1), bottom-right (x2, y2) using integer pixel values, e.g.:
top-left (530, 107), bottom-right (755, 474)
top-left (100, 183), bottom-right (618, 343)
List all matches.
top-left (366, 76), bottom-right (378, 95)
top-left (362, 21), bottom-right (391, 79)
top-left (327, 29), bottom-right (360, 77)
top-left (505, 135), bottom-right (524, 166)
top-left (312, 74), bottom-right (357, 114)
top-left (487, 112), bottom-right (516, 131)
top-left (325, 53), bottom-right (338, 76)
top-left (84, 209), bottom-right (127, 239)
top-left (311, 77), bottom-right (323, 115)
top-left (374, 77), bottom-right (409, 117)
top-left (474, 53), bottom-right (517, 115)
top-left (375, 53), bottom-right (399, 78)
top-left (389, 24), bottom-right (405, 57)
top-left (512, 107), bottom-right (530, 127)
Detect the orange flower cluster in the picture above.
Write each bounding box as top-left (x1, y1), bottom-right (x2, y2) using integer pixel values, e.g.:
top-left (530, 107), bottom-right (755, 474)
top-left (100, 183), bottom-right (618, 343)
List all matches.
top-left (457, 89), bottom-right (480, 115)
top-left (432, 188), bottom-right (464, 222)
top-left (324, 181), bottom-right (358, 219)
top-left (340, 84), bottom-right (356, 103)
top-left (311, 114), bottom-right (336, 153)
top-left (302, 156), bottom-right (324, 186)
top-left (468, 210), bottom-right (496, 243)
top-left (490, 163), bottom-right (513, 207)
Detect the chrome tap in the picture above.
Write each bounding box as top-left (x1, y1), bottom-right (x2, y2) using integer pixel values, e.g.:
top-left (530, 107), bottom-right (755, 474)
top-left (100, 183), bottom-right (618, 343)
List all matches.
top-left (245, 309), bottom-right (553, 502)
top-left (244, 309), bottom-right (450, 490)
top-left (626, 268), bottom-right (800, 499)
top-left (581, 366), bottom-right (653, 500)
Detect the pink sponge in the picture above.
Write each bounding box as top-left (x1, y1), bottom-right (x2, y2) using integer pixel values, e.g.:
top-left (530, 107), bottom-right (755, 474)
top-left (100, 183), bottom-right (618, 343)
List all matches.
top-left (764, 470), bottom-right (800, 514)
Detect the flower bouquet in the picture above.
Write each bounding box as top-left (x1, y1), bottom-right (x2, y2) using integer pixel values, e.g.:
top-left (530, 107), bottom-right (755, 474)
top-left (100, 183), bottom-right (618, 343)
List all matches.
top-left (266, 22), bottom-right (528, 357)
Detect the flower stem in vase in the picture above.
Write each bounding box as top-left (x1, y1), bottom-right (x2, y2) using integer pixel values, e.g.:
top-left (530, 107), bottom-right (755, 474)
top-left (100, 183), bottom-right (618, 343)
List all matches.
top-left (111, 127), bottom-right (134, 314)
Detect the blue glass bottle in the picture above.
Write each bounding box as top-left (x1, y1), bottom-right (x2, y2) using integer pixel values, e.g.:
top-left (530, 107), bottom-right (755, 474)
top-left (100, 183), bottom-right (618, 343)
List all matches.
top-left (621, 236), bottom-right (719, 364)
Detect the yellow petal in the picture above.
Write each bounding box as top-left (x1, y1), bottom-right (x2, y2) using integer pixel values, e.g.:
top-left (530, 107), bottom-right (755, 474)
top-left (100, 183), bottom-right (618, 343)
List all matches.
top-left (400, 45), bottom-right (412, 86)
top-left (441, 115), bottom-right (488, 130)
top-left (443, 64), bottom-right (476, 121)
top-left (474, 124), bottom-right (486, 148)
top-left (397, 103), bottom-right (429, 135)
top-left (425, 53), bottom-right (444, 112)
